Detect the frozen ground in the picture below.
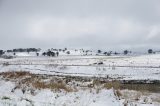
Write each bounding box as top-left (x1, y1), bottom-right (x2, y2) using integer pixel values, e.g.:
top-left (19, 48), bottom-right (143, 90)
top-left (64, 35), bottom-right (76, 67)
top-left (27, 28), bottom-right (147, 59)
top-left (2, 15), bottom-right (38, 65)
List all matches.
top-left (0, 80), bottom-right (122, 106)
top-left (0, 54), bottom-right (160, 80)
top-left (0, 72), bottom-right (159, 106)
top-left (0, 53), bottom-right (160, 106)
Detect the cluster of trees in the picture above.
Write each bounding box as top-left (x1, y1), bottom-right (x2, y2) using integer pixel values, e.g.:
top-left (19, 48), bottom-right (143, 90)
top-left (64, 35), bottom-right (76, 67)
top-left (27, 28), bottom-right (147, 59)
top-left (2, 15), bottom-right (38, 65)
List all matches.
top-left (7, 48), bottom-right (41, 53)
top-left (97, 50), bottom-right (119, 56)
top-left (123, 49), bottom-right (155, 54)
top-left (50, 48), bottom-right (67, 52)
top-left (84, 50), bottom-right (92, 55)
top-left (97, 50), bottom-right (102, 54)
top-left (66, 51), bottom-right (70, 54)
top-left (42, 51), bottom-right (59, 57)
top-left (77, 49), bottom-right (92, 55)
top-left (96, 49), bottom-right (133, 55)
top-left (49, 48), bottom-right (72, 55)
top-left (148, 49), bottom-right (153, 54)
top-left (103, 51), bottom-right (112, 56)
top-left (0, 50), bottom-right (4, 56)
top-left (123, 50), bottom-right (132, 55)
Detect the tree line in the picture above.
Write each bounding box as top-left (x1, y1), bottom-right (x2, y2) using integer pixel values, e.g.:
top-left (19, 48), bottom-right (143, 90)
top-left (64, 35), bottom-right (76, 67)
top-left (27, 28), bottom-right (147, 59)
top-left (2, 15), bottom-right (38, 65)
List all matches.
top-left (0, 48), bottom-right (157, 57)
top-left (6, 48), bottom-right (41, 53)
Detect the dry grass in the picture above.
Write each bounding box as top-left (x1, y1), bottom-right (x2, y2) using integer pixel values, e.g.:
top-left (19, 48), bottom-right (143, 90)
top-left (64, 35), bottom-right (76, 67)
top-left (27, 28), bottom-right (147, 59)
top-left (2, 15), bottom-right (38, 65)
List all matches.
top-left (103, 81), bottom-right (121, 90)
top-left (91, 80), bottom-right (121, 90)
top-left (0, 71), bottom-right (31, 79)
top-left (0, 71), bottom-right (159, 95)
top-left (92, 80), bottom-right (102, 86)
top-left (91, 80), bottom-right (122, 94)
top-left (115, 90), bottom-right (122, 98)
top-left (121, 84), bottom-right (160, 92)
top-left (32, 80), bottom-right (73, 92)
top-left (152, 98), bottom-right (160, 103)
top-left (0, 71), bottom-right (73, 92)
top-left (121, 90), bottom-right (142, 101)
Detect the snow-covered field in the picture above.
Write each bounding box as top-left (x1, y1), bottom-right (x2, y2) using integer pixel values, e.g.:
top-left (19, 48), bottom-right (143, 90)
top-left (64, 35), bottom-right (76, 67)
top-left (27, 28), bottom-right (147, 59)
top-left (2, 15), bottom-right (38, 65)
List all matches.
top-left (0, 53), bottom-right (160, 106)
top-left (0, 80), bottom-right (122, 106)
top-left (1, 54), bottom-right (160, 80)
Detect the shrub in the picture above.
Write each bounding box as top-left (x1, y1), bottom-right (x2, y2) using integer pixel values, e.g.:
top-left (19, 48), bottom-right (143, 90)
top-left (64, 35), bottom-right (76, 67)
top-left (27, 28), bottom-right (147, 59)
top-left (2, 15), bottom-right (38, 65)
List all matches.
top-left (148, 49), bottom-right (153, 54)
top-left (2, 96), bottom-right (11, 100)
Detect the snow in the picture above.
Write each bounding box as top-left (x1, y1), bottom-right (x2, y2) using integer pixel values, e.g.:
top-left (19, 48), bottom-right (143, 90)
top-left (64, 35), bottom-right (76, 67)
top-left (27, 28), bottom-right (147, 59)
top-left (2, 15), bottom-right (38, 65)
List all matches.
top-left (15, 52), bottom-right (41, 57)
top-left (0, 54), bottom-right (160, 80)
top-left (0, 53), bottom-right (160, 106)
top-left (0, 80), bottom-right (122, 106)
top-left (0, 79), bottom-right (158, 106)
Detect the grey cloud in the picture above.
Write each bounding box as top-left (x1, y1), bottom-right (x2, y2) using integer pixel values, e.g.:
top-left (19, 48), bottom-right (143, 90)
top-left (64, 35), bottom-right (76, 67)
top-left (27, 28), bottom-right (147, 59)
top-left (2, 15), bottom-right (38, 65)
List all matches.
top-left (0, 0), bottom-right (160, 51)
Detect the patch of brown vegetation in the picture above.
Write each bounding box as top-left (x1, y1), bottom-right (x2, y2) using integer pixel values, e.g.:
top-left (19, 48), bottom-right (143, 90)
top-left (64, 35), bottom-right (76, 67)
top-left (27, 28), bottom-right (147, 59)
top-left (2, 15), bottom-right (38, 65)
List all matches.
top-left (121, 84), bottom-right (160, 92)
top-left (0, 71), bottom-right (73, 92)
top-left (103, 81), bottom-right (121, 90)
top-left (0, 71), bottom-right (32, 79)
top-left (32, 80), bottom-right (73, 92)
top-left (114, 90), bottom-right (122, 98)
top-left (92, 80), bottom-right (102, 87)
top-left (91, 79), bottom-right (122, 90)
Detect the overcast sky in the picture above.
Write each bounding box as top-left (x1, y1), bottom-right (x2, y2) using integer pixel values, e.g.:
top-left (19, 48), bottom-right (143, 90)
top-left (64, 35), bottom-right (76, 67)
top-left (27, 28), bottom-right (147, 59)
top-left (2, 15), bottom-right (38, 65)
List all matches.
top-left (0, 0), bottom-right (160, 51)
